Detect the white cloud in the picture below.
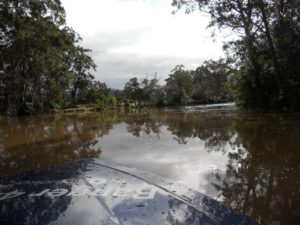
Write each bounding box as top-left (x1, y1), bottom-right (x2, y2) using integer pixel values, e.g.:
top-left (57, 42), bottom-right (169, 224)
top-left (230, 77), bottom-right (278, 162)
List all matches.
top-left (61, 0), bottom-right (224, 89)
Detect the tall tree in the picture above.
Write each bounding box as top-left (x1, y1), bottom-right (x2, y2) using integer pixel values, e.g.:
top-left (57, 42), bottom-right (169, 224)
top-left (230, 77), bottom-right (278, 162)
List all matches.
top-left (140, 74), bottom-right (161, 106)
top-left (0, 0), bottom-right (96, 115)
top-left (193, 59), bottom-right (233, 103)
top-left (68, 45), bottom-right (96, 105)
top-left (165, 65), bottom-right (194, 105)
top-left (172, 0), bottom-right (300, 109)
top-left (123, 77), bottom-right (143, 106)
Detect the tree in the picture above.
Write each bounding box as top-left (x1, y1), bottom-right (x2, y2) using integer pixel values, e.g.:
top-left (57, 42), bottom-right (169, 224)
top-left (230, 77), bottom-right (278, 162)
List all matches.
top-left (165, 65), bottom-right (194, 105)
top-left (193, 59), bottom-right (234, 103)
top-left (68, 46), bottom-right (96, 105)
top-left (172, 0), bottom-right (300, 109)
top-left (0, 0), bottom-right (96, 115)
top-left (140, 74), bottom-right (161, 106)
top-left (84, 81), bottom-right (110, 104)
top-left (123, 77), bottom-right (143, 106)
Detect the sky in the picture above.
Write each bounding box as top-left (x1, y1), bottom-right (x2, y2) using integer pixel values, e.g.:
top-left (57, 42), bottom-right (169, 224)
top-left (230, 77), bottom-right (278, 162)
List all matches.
top-left (61, 0), bottom-right (224, 89)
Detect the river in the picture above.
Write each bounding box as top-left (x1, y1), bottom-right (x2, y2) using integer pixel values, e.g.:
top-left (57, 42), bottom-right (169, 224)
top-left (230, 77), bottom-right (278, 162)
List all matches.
top-left (0, 105), bottom-right (299, 225)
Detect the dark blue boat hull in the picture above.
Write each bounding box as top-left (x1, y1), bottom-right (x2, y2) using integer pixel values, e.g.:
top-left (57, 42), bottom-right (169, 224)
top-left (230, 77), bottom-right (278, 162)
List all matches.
top-left (0, 159), bottom-right (259, 225)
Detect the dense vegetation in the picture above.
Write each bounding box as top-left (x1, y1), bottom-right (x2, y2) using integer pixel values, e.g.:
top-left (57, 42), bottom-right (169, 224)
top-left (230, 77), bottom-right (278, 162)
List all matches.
top-left (0, 0), bottom-right (233, 116)
top-left (172, 0), bottom-right (300, 109)
top-left (1, 0), bottom-right (299, 115)
top-left (0, 0), bottom-right (112, 115)
top-left (123, 59), bottom-right (233, 107)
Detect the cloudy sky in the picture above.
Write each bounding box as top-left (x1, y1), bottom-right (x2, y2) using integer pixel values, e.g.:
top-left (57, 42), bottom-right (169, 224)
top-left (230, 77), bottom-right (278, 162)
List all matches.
top-left (61, 0), bottom-right (224, 89)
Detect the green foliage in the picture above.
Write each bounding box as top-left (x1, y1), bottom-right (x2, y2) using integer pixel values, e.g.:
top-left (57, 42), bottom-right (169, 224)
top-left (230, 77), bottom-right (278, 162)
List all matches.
top-left (123, 74), bottom-right (165, 107)
top-left (94, 94), bottom-right (120, 110)
top-left (164, 62), bottom-right (232, 105)
top-left (109, 96), bottom-right (117, 107)
top-left (172, 0), bottom-right (300, 110)
top-left (96, 98), bottom-right (105, 111)
top-left (165, 65), bottom-right (193, 105)
top-left (0, 0), bottom-right (97, 115)
top-left (140, 74), bottom-right (161, 106)
top-left (51, 102), bottom-right (62, 113)
top-left (122, 61), bottom-right (233, 107)
top-left (192, 59), bottom-right (234, 104)
top-left (123, 77), bottom-right (143, 106)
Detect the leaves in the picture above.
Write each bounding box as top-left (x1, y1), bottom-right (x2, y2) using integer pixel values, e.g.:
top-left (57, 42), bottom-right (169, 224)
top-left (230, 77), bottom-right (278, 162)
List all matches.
top-left (173, 0), bottom-right (300, 109)
top-left (0, 0), bottom-right (97, 115)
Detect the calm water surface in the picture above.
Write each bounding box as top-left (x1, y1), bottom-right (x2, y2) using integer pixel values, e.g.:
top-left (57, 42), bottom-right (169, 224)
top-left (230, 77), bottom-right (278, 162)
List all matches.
top-left (0, 106), bottom-right (299, 225)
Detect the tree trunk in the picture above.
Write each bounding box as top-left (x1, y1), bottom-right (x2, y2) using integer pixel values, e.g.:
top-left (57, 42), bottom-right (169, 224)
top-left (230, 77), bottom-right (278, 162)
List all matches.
top-left (257, 0), bottom-right (281, 95)
top-left (237, 0), bottom-right (264, 104)
top-left (71, 88), bottom-right (77, 105)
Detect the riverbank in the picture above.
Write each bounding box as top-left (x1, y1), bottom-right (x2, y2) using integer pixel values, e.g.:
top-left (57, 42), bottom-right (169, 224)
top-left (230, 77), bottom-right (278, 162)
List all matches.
top-left (52, 102), bottom-right (145, 114)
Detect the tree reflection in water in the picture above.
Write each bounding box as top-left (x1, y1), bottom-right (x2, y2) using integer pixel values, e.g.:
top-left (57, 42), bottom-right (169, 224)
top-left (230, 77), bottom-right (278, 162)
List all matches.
top-left (211, 114), bottom-right (300, 225)
top-left (118, 110), bottom-right (300, 225)
top-left (0, 111), bottom-right (126, 176)
top-left (0, 109), bottom-right (299, 225)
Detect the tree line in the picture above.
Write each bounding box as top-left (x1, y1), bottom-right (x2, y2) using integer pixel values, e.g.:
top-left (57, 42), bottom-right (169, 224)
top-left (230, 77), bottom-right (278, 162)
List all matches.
top-left (123, 59), bottom-right (233, 107)
top-left (1, 0), bottom-right (299, 115)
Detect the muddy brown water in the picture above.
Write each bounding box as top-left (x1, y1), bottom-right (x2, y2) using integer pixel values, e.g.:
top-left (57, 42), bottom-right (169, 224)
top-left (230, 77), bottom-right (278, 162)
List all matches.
top-left (0, 106), bottom-right (299, 225)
